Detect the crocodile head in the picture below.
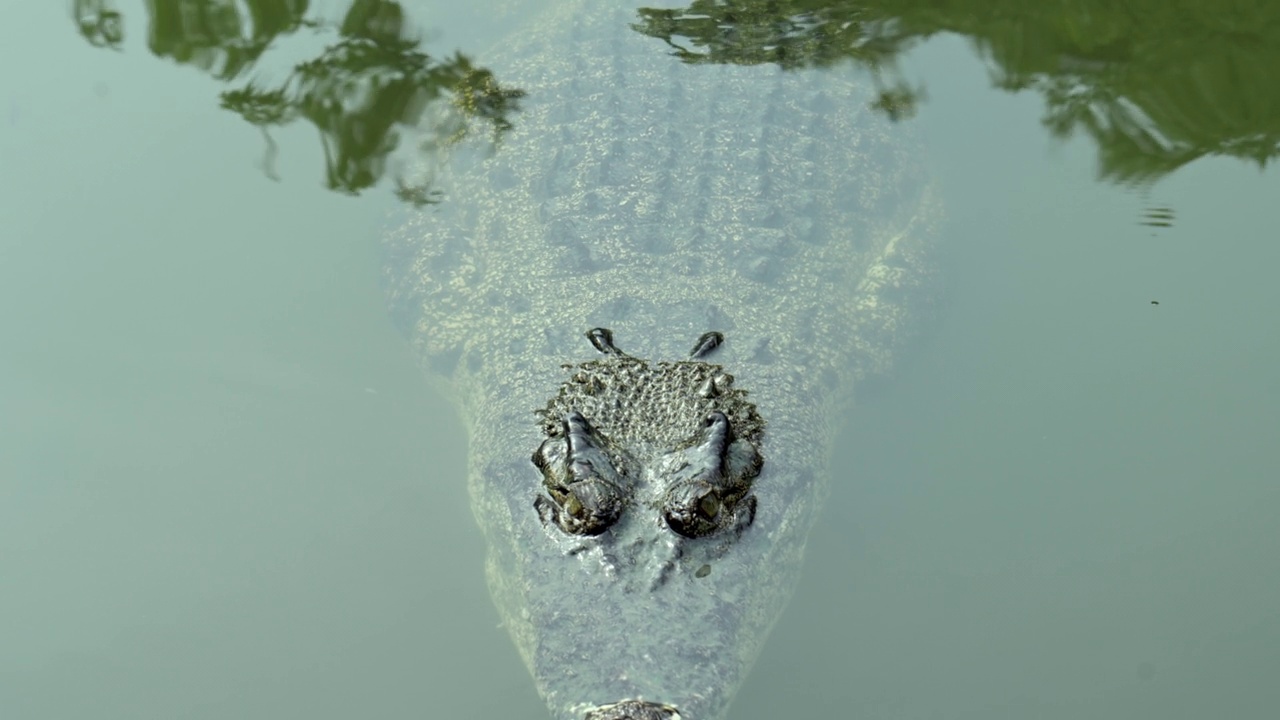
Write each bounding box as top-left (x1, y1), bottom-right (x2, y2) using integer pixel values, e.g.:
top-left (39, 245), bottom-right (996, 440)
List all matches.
top-left (474, 328), bottom-right (806, 720)
top-left (533, 329), bottom-right (763, 546)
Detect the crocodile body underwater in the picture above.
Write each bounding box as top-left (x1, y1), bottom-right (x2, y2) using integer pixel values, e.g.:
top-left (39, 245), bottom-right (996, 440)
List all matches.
top-left (383, 0), bottom-right (939, 718)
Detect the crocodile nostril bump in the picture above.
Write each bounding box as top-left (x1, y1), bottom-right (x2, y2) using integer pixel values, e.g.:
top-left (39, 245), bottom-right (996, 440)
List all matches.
top-left (583, 699), bottom-right (680, 720)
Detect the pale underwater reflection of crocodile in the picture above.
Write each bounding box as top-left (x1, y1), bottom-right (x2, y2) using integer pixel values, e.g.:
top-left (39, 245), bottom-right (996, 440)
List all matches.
top-left (382, 0), bottom-right (940, 718)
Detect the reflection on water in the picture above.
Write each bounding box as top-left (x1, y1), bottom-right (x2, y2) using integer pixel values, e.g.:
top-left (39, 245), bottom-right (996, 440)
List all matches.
top-left (72, 0), bottom-right (524, 205)
top-left (72, 0), bottom-right (1280, 201)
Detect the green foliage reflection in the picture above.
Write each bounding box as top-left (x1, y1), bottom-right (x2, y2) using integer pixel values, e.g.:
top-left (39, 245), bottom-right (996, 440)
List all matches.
top-left (75, 0), bottom-right (522, 206)
top-left (966, 0), bottom-right (1280, 184)
top-left (77, 0), bottom-right (1280, 191)
top-left (637, 0), bottom-right (1280, 183)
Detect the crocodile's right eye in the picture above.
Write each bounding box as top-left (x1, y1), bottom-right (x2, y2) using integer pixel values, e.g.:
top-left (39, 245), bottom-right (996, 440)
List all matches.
top-left (532, 412), bottom-right (624, 536)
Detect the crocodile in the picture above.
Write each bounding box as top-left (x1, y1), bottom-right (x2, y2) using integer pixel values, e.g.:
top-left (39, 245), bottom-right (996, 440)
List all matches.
top-left (382, 0), bottom-right (939, 718)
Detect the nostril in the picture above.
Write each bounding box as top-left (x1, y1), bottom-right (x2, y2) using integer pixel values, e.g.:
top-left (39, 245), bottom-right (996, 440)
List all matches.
top-left (584, 699), bottom-right (680, 720)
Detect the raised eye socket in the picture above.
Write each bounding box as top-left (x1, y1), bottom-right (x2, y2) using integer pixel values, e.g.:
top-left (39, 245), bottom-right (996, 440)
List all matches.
top-left (531, 413), bottom-right (625, 536)
top-left (537, 481), bottom-right (622, 536)
top-left (665, 510), bottom-right (714, 539)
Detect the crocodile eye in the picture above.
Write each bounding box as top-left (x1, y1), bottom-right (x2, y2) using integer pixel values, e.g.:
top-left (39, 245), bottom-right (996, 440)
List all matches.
top-left (659, 409), bottom-right (763, 538)
top-left (532, 412), bottom-right (625, 536)
top-left (663, 481), bottom-right (722, 539)
top-left (698, 492), bottom-right (721, 519)
top-left (564, 492), bottom-right (585, 518)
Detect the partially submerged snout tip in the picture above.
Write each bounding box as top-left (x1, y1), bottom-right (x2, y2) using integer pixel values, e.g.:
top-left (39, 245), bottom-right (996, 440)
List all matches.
top-left (584, 699), bottom-right (681, 720)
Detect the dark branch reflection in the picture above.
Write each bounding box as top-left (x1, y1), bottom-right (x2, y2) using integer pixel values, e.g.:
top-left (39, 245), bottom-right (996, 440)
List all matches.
top-left (73, 0), bottom-right (125, 50)
top-left (74, 0), bottom-right (523, 207)
top-left (633, 0), bottom-right (928, 121)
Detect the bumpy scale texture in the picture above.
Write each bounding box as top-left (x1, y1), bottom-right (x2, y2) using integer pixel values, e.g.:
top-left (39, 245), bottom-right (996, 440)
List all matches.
top-left (539, 356), bottom-right (763, 454)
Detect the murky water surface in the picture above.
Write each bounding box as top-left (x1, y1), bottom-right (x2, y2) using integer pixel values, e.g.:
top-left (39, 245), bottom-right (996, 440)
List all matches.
top-left (2, 1), bottom-right (1276, 718)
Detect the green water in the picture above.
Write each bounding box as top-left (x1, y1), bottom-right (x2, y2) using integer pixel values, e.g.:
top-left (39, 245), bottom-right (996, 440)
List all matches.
top-left (2, 2), bottom-right (1277, 718)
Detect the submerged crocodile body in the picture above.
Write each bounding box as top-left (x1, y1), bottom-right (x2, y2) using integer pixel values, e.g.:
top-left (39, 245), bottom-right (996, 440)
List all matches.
top-left (383, 0), bottom-right (939, 718)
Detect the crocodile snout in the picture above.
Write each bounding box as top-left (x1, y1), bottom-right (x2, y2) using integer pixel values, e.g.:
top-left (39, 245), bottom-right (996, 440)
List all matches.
top-left (584, 699), bottom-right (681, 720)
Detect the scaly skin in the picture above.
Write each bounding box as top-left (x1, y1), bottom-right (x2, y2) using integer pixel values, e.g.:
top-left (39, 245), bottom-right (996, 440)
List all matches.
top-left (383, 0), bottom-right (940, 718)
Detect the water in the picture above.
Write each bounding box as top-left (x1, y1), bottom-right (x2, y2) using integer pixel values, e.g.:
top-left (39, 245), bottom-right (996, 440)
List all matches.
top-left (2, 2), bottom-right (1277, 719)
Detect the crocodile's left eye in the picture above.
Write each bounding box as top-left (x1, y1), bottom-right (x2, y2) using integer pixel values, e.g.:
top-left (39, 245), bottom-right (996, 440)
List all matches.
top-left (663, 480), bottom-right (723, 539)
top-left (533, 411), bottom-right (624, 536)
top-left (661, 411), bottom-right (760, 539)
